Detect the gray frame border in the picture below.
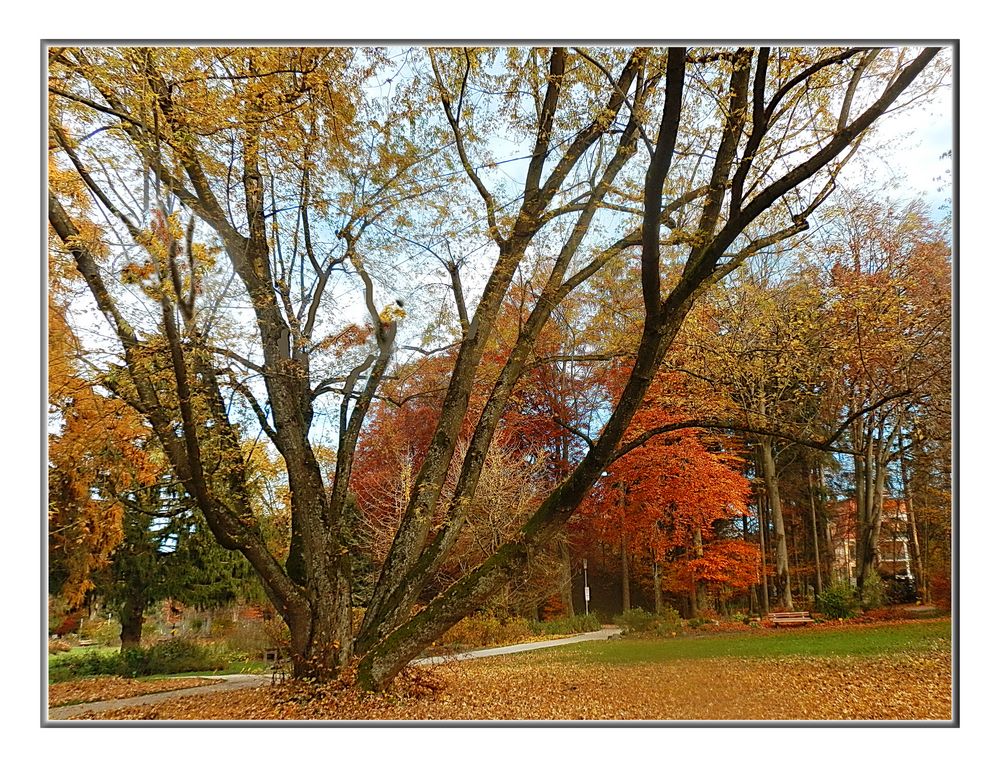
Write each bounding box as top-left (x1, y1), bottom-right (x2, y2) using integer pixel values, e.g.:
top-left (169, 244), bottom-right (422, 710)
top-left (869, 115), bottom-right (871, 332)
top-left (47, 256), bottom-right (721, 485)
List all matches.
top-left (40, 38), bottom-right (958, 729)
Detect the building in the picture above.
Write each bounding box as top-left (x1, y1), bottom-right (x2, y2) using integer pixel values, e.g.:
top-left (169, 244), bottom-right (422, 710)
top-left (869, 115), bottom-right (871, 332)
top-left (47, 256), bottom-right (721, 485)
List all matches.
top-left (828, 498), bottom-right (913, 583)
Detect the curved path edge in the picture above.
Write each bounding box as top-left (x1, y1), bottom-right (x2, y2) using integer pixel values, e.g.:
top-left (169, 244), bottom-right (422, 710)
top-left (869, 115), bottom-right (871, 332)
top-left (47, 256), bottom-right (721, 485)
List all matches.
top-left (47, 627), bottom-right (623, 721)
top-left (412, 627), bottom-right (623, 666)
top-left (47, 674), bottom-right (269, 721)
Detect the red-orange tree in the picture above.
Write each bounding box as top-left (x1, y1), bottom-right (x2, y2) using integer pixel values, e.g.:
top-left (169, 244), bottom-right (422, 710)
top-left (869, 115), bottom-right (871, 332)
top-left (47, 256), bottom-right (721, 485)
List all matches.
top-left (577, 369), bottom-right (753, 614)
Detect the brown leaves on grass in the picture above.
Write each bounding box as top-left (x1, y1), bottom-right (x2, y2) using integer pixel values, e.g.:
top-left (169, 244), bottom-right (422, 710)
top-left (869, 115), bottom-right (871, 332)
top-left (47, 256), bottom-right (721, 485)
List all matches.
top-left (67, 648), bottom-right (951, 721)
top-left (49, 676), bottom-right (222, 708)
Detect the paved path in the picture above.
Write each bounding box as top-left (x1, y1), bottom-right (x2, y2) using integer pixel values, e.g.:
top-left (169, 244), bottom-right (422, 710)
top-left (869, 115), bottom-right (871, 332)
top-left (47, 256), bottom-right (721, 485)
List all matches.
top-left (48, 628), bottom-right (622, 720)
top-left (412, 627), bottom-right (623, 666)
top-left (47, 674), bottom-right (270, 721)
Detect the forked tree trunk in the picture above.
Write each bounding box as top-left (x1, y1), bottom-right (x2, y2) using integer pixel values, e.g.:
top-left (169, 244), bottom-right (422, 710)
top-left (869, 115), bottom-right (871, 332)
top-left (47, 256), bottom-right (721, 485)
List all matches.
top-left (854, 421), bottom-right (895, 596)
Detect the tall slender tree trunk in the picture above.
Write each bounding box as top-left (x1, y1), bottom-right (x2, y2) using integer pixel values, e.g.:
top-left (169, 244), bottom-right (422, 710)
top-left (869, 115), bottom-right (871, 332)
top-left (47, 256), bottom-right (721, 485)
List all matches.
top-left (760, 436), bottom-right (793, 609)
top-left (691, 526), bottom-right (707, 616)
top-left (620, 533), bottom-right (631, 613)
top-left (808, 462), bottom-right (823, 593)
top-left (558, 539), bottom-right (575, 617)
top-left (757, 490), bottom-right (769, 615)
top-left (854, 423), bottom-right (874, 591)
top-left (653, 558), bottom-right (663, 614)
top-left (816, 466), bottom-right (835, 587)
top-left (741, 513), bottom-right (758, 614)
top-left (896, 428), bottom-right (924, 600)
top-left (854, 420), bottom-right (896, 596)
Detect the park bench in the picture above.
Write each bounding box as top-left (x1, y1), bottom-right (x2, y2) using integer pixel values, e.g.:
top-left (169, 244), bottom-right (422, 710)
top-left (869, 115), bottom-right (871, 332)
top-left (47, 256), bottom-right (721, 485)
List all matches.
top-left (767, 611), bottom-right (815, 627)
top-left (77, 639), bottom-right (95, 647)
top-left (264, 647), bottom-right (290, 684)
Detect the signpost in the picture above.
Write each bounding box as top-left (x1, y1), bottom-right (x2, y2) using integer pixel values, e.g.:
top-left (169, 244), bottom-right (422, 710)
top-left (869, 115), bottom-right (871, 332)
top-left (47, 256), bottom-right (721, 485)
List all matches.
top-left (583, 558), bottom-right (590, 615)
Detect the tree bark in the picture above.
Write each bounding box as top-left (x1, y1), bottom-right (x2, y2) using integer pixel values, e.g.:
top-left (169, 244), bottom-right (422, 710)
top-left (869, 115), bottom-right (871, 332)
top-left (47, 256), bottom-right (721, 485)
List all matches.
top-left (900, 454), bottom-right (924, 600)
top-left (760, 436), bottom-right (793, 609)
top-left (808, 462), bottom-right (823, 593)
top-left (119, 593), bottom-right (146, 650)
top-left (620, 533), bottom-right (631, 613)
top-left (757, 488), bottom-right (770, 615)
top-left (653, 558), bottom-right (663, 614)
top-left (853, 419), bottom-right (896, 595)
top-left (558, 539), bottom-right (575, 617)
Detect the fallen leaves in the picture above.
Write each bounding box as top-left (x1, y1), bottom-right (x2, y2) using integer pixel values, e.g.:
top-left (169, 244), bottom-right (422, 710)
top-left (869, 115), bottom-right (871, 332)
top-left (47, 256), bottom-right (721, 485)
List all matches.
top-left (49, 675), bottom-right (222, 708)
top-left (64, 647), bottom-right (951, 721)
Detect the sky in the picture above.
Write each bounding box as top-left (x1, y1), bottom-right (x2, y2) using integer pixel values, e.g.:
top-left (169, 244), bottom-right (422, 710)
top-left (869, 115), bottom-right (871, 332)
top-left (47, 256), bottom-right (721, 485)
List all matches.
top-left (863, 51), bottom-right (953, 218)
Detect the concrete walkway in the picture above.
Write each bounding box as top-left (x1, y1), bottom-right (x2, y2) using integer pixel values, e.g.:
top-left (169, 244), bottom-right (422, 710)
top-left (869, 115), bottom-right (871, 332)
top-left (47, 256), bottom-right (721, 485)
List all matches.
top-left (412, 627), bottom-right (623, 666)
top-left (48, 628), bottom-right (622, 720)
top-left (47, 674), bottom-right (270, 721)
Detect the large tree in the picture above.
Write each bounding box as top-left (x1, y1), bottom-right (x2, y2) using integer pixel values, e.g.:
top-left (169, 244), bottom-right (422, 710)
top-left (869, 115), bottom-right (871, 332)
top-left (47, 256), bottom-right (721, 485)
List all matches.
top-left (817, 195), bottom-right (951, 592)
top-left (48, 45), bottom-right (943, 688)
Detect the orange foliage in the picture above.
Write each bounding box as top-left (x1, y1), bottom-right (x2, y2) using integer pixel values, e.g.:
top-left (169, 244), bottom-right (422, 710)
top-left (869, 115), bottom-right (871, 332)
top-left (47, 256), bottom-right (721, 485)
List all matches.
top-left (576, 370), bottom-right (757, 595)
top-left (48, 298), bottom-right (160, 608)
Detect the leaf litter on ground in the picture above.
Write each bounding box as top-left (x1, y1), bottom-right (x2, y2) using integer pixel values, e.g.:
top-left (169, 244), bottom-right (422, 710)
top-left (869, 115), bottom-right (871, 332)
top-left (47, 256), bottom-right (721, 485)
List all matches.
top-left (66, 646), bottom-right (951, 721)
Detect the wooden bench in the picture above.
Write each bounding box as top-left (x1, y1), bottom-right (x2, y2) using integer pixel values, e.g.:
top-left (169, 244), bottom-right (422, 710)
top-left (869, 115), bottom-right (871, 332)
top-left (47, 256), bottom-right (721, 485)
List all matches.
top-left (264, 647), bottom-right (290, 684)
top-left (768, 611), bottom-right (815, 627)
top-left (78, 639), bottom-right (95, 647)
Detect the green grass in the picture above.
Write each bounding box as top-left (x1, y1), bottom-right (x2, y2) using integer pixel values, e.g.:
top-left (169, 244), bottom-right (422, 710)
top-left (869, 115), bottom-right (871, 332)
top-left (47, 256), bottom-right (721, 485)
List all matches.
top-left (48, 645), bottom-right (117, 675)
top-left (51, 645), bottom-right (118, 658)
top-left (526, 620), bottom-right (951, 666)
top-left (49, 645), bottom-right (272, 682)
top-left (187, 658), bottom-right (271, 676)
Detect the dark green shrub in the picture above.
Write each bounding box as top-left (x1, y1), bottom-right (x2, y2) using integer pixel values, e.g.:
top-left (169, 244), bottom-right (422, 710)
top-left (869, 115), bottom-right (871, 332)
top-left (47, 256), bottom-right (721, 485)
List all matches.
top-left (816, 580), bottom-right (859, 618)
top-left (529, 613), bottom-right (601, 636)
top-left (615, 608), bottom-right (659, 633)
top-left (613, 607), bottom-right (684, 635)
top-left (687, 617), bottom-right (708, 629)
top-left (649, 607), bottom-right (683, 636)
top-left (48, 640), bottom-right (227, 682)
top-left (861, 570), bottom-right (886, 609)
top-left (49, 650), bottom-right (122, 682)
top-left (142, 639), bottom-right (226, 676)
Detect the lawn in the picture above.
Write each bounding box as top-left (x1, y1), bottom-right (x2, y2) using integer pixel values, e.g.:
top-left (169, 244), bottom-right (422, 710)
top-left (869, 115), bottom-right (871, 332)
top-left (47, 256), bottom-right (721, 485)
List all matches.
top-left (61, 619), bottom-right (952, 721)
top-left (532, 619), bottom-right (951, 665)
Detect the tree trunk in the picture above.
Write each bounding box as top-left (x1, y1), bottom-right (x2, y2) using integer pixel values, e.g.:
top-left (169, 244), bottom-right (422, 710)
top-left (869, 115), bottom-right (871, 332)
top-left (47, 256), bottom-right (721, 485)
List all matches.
top-left (815, 467), bottom-right (835, 588)
top-left (902, 489), bottom-right (924, 601)
top-left (854, 421), bottom-right (895, 595)
top-left (760, 437), bottom-right (793, 609)
top-left (119, 593), bottom-right (146, 649)
top-left (808, 462), bottom-right (823, 593)
top-left (653, 558), bottom-right (663, 614)
top-left (620, 533), bottom-right (631, 613)
top-left (757, 490), bottom-right (769, 615)
top-left (356, 298), bottom-right (698, 690)
top-left (558, 539), bottom-right (575, 617)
